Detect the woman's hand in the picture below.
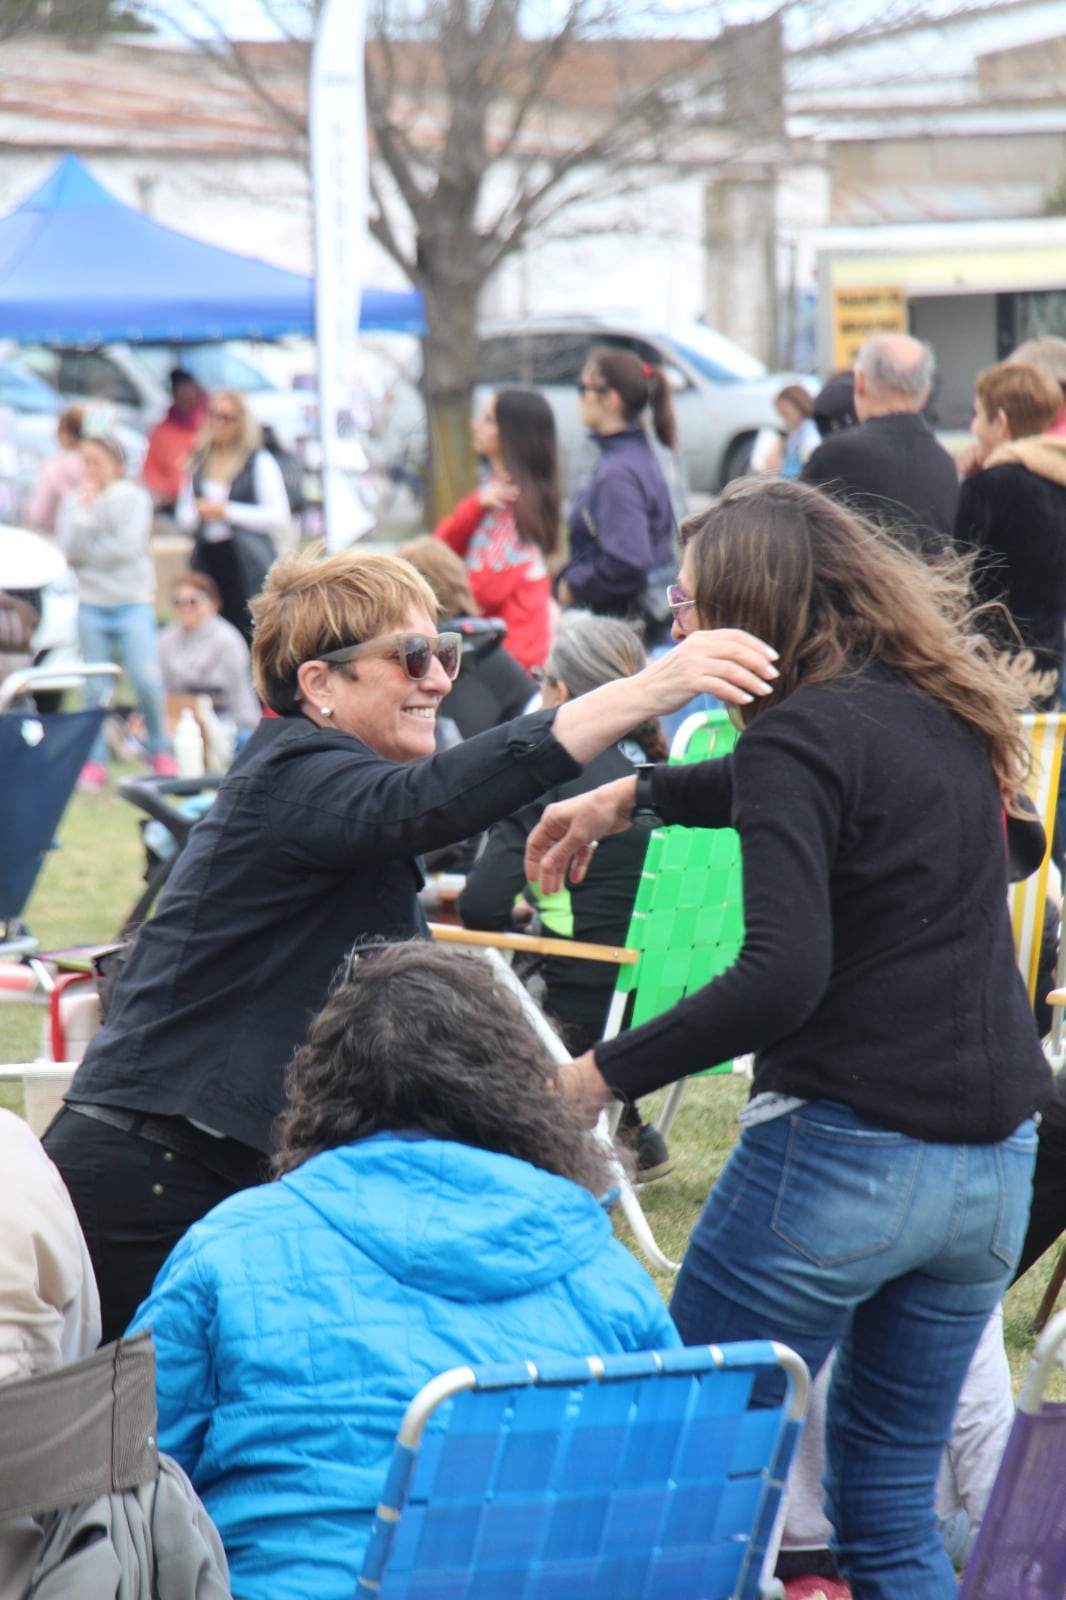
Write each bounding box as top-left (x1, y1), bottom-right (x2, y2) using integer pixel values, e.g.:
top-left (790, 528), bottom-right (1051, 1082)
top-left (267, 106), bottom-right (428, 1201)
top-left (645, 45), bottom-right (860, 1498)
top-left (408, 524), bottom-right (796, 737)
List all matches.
top-left (556, 1050), bottom-right (614, 1127)
top-left (955, 441), bottom-right (984, 480)
top-left (638, 629), bottom-right (778, 713)
top-left (478, 480), bottom-right (519, 512)
top-left (526, 776), bottom-right (636, 893)
top-left (196, 498), bottom-right (228, 521)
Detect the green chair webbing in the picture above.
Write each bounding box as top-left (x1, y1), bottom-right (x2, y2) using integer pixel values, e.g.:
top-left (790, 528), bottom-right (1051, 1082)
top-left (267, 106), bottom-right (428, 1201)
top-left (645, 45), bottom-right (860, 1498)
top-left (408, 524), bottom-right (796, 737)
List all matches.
top-left (614, 712), bottom-right (743, 1074)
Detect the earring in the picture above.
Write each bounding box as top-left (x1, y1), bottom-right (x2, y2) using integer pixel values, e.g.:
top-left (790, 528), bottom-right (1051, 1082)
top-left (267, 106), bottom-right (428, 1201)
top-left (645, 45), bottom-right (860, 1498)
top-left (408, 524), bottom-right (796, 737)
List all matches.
top-left (320, 706), bottom-right (332, 716)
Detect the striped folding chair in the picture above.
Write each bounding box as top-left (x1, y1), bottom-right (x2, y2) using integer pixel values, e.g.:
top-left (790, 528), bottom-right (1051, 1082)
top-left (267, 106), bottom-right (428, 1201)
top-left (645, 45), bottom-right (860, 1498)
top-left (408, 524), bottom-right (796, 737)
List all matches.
top-left (356, 1340), bottom-right (809, 1600)
top-left (1010, 711), bottom-right (1066, 1009)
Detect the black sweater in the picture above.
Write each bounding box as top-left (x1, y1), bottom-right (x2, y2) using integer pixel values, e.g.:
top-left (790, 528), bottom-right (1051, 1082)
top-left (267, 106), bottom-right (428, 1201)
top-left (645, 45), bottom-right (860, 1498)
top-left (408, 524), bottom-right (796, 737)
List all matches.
top-left (955, 444), bottom-right (1066, 705)
top-left (596, 666), bottom-right (1051, 1143)
top-left (460, 742), bottom-right (648, 1027)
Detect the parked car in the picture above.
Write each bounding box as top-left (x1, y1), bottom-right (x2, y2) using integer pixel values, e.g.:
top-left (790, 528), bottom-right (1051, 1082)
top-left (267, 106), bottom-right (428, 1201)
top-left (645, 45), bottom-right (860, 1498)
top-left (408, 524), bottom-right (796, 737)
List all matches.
top-left (477, 316), bottom-right (814, 494)
top-left (6, 342), bottom-right (316, 455)
top-left (373, 316), bottom-right (813, 501)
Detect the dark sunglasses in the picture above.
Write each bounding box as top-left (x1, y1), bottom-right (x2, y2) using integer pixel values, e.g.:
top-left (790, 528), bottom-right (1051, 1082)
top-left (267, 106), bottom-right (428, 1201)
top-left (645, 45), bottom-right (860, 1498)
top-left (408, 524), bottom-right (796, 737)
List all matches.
top-left (209, 409), bottom-right (239, 422)
top-left (319, 631), bottom-right (462, 682)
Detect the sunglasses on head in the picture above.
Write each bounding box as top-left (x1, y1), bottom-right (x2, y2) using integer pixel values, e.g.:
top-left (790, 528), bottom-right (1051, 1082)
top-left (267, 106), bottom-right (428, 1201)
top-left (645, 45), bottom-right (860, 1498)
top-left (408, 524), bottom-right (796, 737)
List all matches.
top-left (319, 631), bottom-right (462, 682)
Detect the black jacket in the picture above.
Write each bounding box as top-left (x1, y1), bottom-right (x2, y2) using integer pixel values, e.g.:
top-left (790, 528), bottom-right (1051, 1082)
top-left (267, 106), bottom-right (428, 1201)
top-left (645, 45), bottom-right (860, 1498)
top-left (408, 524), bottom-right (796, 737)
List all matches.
top-left (955, 436), bottom-right (1066, 705)
top-left (442, 616), bottom-right (536, 739)
top-left (66, 709), bottom-right (579, 1153)
top-left (597, 665), bottom-right (1051, 1144)
top-left (801, 412), bottom-right (959, 557)
top-left (460, 742), bottom-right (649, 1029)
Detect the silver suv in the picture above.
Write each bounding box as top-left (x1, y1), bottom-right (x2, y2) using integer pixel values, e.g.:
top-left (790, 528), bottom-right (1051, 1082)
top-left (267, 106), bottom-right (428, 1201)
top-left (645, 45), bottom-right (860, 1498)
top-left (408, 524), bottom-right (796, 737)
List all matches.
top-left (478, 315), bottom-right (812, 494)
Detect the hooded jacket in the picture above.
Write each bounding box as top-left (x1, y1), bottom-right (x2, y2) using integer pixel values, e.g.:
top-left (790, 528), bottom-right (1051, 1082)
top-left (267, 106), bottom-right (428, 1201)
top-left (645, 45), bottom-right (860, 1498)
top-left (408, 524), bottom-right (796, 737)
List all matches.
top-left (955, 434), bottom-right (1066, 704)
top-left (130, 1134), bottom-right (677, 1600)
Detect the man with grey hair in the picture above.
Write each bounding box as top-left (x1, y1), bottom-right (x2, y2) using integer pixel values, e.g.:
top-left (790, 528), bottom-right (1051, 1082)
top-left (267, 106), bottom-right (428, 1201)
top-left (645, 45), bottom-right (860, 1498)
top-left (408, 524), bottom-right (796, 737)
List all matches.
top-left (802, 333), bottom-right (959, 556)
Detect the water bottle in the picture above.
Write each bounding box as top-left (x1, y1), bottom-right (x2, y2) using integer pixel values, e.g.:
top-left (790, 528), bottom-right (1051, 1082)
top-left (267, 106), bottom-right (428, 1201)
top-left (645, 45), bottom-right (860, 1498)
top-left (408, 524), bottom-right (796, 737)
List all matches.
top-left (195, 694), bottom-right (236, 771)
top-left (173, 707), bottom-right (205, 779)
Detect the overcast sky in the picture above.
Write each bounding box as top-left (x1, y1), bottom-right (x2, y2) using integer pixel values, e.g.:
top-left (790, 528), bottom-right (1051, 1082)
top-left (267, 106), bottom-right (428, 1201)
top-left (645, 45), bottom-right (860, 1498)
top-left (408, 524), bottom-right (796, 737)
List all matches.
top-left (155, 0), bottom-right (1001, 47)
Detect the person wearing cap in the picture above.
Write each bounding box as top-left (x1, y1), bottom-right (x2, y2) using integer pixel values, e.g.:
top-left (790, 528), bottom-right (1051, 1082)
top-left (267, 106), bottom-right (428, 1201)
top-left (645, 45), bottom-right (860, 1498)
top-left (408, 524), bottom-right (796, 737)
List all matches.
top-left (42, 544), bottom-right (778, 1343)
top-left (55, 432), bottom-right (173, 790)
top-left (142, 369), bottom-right (208, 512)
top-left (802, 333), bottom-right (958, 557)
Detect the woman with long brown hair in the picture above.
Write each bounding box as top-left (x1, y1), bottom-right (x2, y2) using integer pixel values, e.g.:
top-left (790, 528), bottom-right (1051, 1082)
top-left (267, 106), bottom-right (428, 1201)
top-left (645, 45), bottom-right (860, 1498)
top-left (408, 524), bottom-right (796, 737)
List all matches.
top-left (434, 386), bottom-right (560, 673)
top-left (526, 478), bottom-right (1051, 1600)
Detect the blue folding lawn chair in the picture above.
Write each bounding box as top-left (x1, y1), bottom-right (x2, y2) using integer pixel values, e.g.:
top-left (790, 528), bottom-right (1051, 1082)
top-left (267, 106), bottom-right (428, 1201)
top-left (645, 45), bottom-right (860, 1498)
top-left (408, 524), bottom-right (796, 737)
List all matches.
top-left (0, 662), bottom-right (119, 961)
top-left (356, 1340), bottom-right (809, 1600)
top-left (0, 662), bottom-right (119, 1125)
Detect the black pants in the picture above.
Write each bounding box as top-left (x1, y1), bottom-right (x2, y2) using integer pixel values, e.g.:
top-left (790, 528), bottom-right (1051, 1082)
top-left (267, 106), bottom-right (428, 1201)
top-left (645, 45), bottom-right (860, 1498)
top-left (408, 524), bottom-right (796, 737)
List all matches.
top-left (43, 1107), bottom-right (264, 1344)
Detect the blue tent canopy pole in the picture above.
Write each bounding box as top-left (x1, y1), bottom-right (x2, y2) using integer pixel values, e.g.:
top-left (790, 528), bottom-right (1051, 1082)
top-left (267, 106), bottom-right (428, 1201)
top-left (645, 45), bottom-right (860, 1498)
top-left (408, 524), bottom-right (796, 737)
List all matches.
top-left (0, 154), bottom-right (425, 344)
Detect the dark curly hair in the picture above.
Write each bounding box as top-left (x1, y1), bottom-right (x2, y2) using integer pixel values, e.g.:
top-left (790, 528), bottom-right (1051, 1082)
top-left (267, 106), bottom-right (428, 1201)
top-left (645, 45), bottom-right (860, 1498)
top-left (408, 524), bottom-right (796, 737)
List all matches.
top-left (272, 941), bottom-right (612, 1195)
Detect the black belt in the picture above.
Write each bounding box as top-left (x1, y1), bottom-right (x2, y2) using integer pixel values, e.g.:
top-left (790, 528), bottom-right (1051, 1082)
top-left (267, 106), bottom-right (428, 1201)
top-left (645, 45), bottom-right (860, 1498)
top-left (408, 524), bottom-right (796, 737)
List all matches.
top-left (66, 1103), bottom-right (265, 1189)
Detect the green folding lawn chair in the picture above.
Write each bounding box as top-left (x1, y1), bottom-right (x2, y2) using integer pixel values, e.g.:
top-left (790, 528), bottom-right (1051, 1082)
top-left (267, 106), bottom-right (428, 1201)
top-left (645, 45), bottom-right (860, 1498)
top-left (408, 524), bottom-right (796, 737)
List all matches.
top-left (602, 708), bottom-right (746, 1145)
top-left (429, 709), bottom-right (746, 1276)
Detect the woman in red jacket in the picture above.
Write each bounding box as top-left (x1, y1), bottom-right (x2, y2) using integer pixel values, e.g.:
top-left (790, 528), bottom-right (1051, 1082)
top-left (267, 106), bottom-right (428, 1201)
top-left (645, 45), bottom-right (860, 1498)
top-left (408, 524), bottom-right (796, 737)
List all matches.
top-left (434, 388), bottom-right (560, 673)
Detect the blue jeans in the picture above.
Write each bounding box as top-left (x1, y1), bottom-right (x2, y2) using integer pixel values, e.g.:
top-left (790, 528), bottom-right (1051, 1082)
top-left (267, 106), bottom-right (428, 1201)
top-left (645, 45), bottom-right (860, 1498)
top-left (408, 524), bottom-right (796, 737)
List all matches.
top-left (670, 1100), bottom-right (1037, 1600)
top-left (78, 601), bottom-right (167, 764)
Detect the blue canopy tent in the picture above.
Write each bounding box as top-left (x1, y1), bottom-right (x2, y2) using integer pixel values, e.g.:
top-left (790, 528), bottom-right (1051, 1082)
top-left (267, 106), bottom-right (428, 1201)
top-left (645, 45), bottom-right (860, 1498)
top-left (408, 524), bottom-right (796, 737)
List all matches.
top-left (0, 154), bottom-right (424, 344)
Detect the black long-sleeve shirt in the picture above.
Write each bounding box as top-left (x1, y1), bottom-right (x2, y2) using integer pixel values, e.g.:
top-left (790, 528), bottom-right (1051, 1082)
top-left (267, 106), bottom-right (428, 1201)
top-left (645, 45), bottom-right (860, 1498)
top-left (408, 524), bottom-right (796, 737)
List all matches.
top-left (460, 743), bottom-right (648, 1028)
top-left (596, 665), bottom-right (1051, 1143)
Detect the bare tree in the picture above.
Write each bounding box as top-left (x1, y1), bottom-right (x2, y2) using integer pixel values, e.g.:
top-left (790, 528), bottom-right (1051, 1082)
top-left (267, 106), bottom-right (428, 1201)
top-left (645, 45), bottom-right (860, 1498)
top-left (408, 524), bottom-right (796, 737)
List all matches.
top-left (139, 0), bottom-right (943, 515)
top-left (0, 0), bottom-right (147, 38)
top-left (136, 0), bottom-right (797, 515)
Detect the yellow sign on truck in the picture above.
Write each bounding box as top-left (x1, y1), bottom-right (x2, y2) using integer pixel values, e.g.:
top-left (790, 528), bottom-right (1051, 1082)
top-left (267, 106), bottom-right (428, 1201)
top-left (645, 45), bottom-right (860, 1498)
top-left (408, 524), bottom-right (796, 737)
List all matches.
top-left (832, 287), bottom-right (907, 371)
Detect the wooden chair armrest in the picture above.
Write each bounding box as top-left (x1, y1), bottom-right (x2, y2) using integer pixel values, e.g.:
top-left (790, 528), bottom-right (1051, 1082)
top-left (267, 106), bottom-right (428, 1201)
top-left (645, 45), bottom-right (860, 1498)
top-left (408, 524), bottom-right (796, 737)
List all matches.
top-left (428, 923), bottom-right (639, 966)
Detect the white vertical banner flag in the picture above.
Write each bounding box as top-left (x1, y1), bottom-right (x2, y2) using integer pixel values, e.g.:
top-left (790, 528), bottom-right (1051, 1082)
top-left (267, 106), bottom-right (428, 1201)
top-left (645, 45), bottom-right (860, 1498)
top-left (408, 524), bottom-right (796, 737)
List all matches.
top-left (311, 0), bottom-right (376, 551)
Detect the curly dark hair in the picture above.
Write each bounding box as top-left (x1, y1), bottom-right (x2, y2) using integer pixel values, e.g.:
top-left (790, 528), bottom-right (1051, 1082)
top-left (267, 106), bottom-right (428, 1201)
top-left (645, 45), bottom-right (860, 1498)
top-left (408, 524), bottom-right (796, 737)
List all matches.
top-left (272, 941), bottom-right (612, 1194)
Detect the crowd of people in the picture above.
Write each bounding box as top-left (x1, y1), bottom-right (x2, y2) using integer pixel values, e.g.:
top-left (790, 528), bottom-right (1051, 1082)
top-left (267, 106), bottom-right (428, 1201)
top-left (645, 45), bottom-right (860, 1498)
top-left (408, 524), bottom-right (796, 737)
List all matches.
top-left (19, 369), bottom-right (290, 788)
top-left (5, 328), bottom-right (1066, 1599)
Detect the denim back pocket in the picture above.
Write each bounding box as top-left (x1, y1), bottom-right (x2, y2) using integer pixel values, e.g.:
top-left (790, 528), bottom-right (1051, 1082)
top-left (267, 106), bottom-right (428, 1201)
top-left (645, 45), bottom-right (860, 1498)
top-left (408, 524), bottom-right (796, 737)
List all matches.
top-left (770, 1114), bottom-right (922, 1269)
top-left (990, 1120), bottom-right (1038, 1269)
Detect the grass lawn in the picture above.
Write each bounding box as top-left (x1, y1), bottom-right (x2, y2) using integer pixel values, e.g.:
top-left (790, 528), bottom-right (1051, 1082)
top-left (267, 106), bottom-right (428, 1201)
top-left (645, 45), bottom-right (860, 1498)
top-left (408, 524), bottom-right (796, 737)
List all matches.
top-left (2, 780), bottom-right (1060, 1391)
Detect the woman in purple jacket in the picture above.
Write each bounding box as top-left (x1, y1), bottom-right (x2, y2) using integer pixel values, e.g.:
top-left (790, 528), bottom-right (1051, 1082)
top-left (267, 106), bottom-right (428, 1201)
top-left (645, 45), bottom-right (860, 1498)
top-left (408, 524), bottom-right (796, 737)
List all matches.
top-left (558, 348), bottom-right (677, 640)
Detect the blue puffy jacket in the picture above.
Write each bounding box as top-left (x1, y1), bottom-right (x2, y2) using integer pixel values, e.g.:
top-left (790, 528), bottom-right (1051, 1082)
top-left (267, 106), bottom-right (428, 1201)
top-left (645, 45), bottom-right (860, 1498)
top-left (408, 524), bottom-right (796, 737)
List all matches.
top-left (130, 1134), bottom-right (678, 1600)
